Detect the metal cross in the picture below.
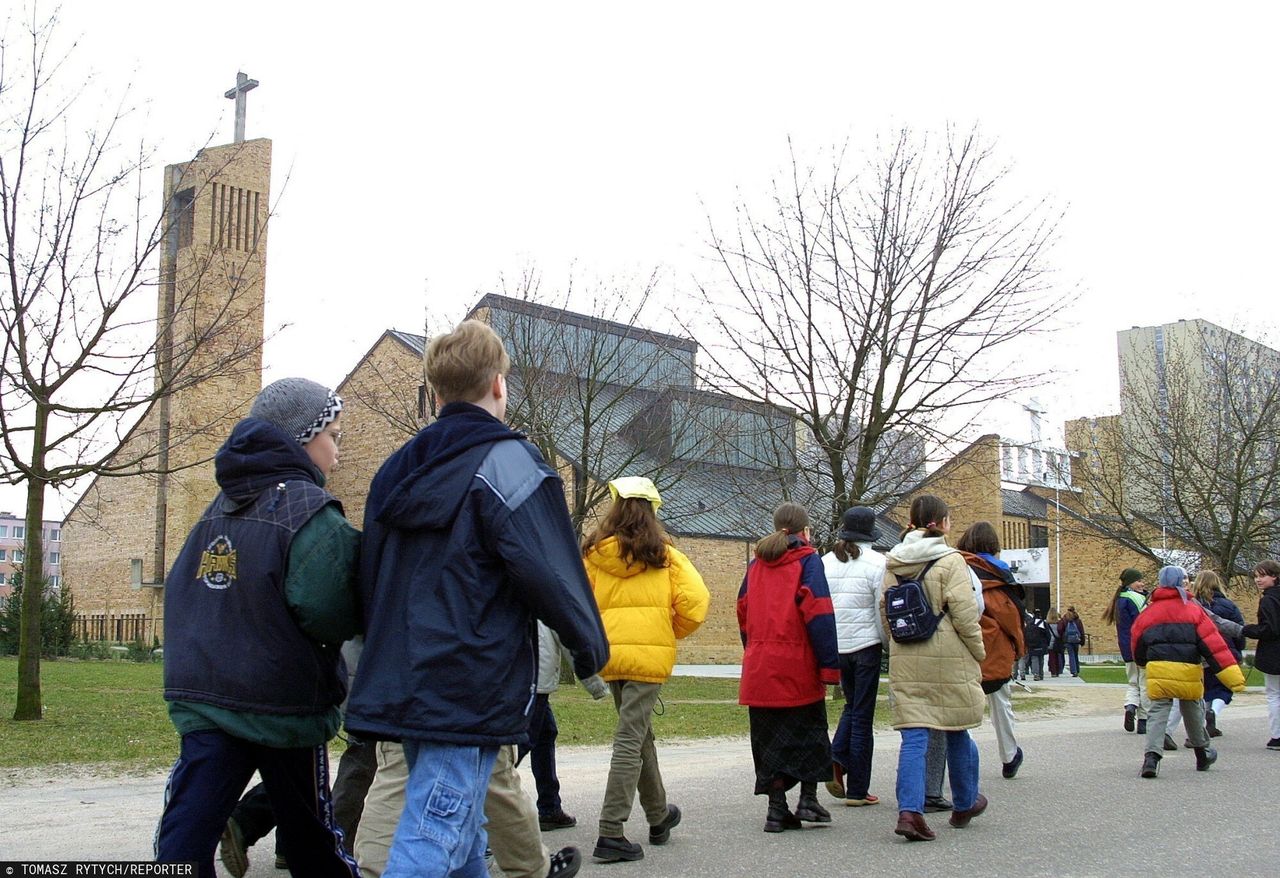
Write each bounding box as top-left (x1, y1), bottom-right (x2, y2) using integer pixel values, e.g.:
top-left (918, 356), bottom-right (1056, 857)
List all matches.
top-left (224, 72), bottom-right (260, 143)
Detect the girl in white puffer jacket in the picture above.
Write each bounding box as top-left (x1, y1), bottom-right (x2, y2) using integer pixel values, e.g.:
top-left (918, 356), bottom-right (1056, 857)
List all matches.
top-left (822, 506), bottom-right (889, 806)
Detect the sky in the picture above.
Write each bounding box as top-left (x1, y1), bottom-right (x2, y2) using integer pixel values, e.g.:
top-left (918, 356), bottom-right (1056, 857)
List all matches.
top-left (5, 0), bottom-right (1279, 518)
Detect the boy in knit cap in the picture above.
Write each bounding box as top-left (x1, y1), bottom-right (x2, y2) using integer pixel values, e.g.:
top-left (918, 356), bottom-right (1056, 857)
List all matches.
top-left (1130, 565), bottom-right (1246, 778)
top-left (156, 378), bottom-right (360, 878)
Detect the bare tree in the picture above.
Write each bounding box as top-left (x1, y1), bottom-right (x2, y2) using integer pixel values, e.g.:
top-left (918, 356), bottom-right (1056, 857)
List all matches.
top-left (1066, 321), bottom-right (1280, 584)
top-left (688, 129), bottom-right (1068, 538)
top-left (480, 270), bottom-right (705, 535)
top-left (1, 10), bottom-right (266, 719)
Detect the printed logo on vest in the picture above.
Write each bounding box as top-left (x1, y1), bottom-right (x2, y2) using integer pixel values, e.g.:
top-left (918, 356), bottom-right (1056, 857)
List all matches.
top-left (197, 535), bottom-right (238, 590)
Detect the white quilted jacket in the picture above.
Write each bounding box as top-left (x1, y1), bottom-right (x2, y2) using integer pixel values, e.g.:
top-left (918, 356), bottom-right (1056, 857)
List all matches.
top-left (823, 543), bottom-right (888, 653)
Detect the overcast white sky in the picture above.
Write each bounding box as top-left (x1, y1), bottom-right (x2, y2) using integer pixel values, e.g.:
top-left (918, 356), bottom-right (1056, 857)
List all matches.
top-left (6, 1), bottom-right (1279, 518)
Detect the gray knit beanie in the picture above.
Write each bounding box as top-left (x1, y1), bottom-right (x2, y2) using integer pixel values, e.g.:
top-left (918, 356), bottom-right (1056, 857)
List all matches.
top-left (250, 377), bottom-right (343, 445)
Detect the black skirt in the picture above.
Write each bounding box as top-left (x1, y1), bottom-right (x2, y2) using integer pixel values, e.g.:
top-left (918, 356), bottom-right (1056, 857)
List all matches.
top-left (748, 700), bottom-right (832, 794)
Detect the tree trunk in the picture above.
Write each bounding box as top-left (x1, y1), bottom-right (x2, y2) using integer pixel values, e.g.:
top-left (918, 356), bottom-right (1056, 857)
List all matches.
top-left (14, 404), bottom-right (49, 721)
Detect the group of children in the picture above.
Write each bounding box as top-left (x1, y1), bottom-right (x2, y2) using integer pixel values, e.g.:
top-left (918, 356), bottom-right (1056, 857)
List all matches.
top-left (151, 316), bottom-right (1280, 877)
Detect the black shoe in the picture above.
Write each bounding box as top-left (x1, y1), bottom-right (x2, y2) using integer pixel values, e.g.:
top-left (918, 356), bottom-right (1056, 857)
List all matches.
top-left (1268, 738), bottom-right (1280, 751)
top-left (794, 793), bottom-right (832, 823)
top-left (1124, 705), bottom-right (1136, 732)
top-left (549, 846), bottom-right (583, 878)
top-left (1195, 746), bottom-right (1218, 771)
top-left (648, 804), bottom-right (681, 845)
top-left (1033, 675), bottom-right (1043, 681)
top-left (923, 795), bottom-right (953, 813)
top-left (1140, 752), bottom-right (1161, 778)
top-left (218, 818), bottom-right (248, 878)
top-left (592, 836), bottom-right (643, 863)
top-left (1002, 747), bottom-right (1024, 779)
top-left (1136, 719), bottom-right (1147, 736)
top-left (764, 798), bottom-right (802, 833)
top-left (1163, 734), bottom-right (1178, 752)
top-left (1206, 709), bottom-right (1221, 737)
top-left (539, 809), bottom-right (578, 831)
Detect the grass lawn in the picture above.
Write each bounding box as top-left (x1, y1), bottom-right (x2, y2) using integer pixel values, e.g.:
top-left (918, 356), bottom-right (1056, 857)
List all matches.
top-left (1078, 665), bottom-right (1129, 684)
top-left (0, 658), bottom-right (1060, 768)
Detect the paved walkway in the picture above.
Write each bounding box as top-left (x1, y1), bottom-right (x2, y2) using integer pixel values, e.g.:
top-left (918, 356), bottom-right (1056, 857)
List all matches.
top-left (1, 688), bottom-right (1274, 876)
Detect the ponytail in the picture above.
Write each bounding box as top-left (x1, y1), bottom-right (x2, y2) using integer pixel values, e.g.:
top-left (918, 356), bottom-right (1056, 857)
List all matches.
top-left (757, 502), bottom-right (809, 562)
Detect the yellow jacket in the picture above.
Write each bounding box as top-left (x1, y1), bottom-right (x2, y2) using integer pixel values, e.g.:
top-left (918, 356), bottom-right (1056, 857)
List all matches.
top-left (584, 537), bottom-right (710, 683)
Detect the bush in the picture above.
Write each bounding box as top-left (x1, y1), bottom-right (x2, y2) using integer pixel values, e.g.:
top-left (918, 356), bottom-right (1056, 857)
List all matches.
top-left (0, 570), bottom-right (77, 658)
top-left (125, 637), bottom-right (158, 663)
top-left (66, 641), bottom-right (115, 661)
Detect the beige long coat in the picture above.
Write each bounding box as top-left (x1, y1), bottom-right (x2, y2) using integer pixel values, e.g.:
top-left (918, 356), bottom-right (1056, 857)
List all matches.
top-left (880, 532), bottom-right (986, 730)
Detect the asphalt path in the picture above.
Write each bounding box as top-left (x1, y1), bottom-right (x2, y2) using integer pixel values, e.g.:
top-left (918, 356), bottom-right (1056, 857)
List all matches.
top-left (1, 699), bottom-right (1275, 877)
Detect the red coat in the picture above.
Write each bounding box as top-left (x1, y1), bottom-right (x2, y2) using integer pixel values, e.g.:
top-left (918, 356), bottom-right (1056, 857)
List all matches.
top-left (737, 542), bottom-right (840, 707)
top-left (1131, 587), bottom-right (1246, 700)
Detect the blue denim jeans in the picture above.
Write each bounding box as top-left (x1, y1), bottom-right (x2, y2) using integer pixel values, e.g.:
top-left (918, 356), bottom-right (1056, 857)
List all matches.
top-left (1066, 644), bottom-right (1081, 675)
top-left (382, 741), bottom-right (498, 878)
top-left (831, 644), bottom-right (882, 798)
top-left (895, 727), bottom-right (979, 814)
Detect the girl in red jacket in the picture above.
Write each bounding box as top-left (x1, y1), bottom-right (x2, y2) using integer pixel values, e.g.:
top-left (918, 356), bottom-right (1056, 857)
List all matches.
top-left (738, 502), bottom-right (841, 833)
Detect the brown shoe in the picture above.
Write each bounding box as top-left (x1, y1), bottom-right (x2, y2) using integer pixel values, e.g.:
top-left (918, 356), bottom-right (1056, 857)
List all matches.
top-left (949, 793), bottom-right (988, 828)
top-left (894, 810), bottom-right (936, 841)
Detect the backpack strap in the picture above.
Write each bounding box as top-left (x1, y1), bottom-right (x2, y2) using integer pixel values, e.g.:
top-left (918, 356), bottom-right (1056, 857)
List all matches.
top-left (894, 558), bottom-right (939, 585)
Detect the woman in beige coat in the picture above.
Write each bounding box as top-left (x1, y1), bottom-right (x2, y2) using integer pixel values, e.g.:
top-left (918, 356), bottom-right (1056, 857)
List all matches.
top-left (881, 495), bottom-right (987, 842)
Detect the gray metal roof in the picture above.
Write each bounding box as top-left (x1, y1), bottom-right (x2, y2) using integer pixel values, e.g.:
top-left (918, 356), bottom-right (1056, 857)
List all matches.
top-left (1002, 488), bottom-right (1048, 519)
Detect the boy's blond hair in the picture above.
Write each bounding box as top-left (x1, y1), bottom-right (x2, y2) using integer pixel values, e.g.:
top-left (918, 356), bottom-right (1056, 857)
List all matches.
top-left (425, 319), bottom-right (511, 404)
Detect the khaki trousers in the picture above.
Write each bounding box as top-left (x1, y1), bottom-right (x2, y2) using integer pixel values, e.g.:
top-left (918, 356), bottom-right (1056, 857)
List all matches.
top-left (599, 680), bottom-right (668, 838)
top-left (354, 742), bottom-right (549, 878)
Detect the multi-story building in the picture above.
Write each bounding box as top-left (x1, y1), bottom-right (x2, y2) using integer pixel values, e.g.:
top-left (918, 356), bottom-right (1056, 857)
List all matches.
top-left (0, 513), bottom-right (64, 598)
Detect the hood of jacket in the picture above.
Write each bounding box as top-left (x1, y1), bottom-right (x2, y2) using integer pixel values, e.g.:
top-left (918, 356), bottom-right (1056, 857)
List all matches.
top-left (962, 551), bottom-right (1024, 596)
top-left (758, 537), bottom-right (817, 568)
top-left (214, 418), bottom-right (325, 508)
top-left (885, 530), bottom-right (956, 575)
top-left (368, 402), bottom-right (524, 532)
top-left (584, 536), bottom-right (657, 579)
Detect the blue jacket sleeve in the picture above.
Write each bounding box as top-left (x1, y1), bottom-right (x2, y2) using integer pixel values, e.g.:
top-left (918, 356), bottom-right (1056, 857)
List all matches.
top-left (798, 553), bottom-right (840, 675)
top-left (488, 476), bottom-right (609, 681)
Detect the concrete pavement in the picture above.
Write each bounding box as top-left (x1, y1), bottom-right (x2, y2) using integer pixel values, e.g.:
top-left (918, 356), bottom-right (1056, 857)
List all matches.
top-left (1, 701), bottom-right (1275, 876)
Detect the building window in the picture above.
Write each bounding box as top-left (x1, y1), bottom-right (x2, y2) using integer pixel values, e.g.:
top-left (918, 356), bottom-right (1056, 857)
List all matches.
top-left (0, 573), bottom-right (5, 585)
top-left (48, 529), bottom-right (60, 542)
top-left (48, 575), bottom-right (60, 589)
top-left (0, 549), bottom-right (5, 561)
top-left (14, 526), bottom-right (23, 539)
top-left (13, 549), bottom-right (23, 563)
top-left (1029, 525), bottom-right (1049, 548)
top-left (0, 525), bottom-right (7, 537)
top-left (49, 552), bottom-right (60, 564)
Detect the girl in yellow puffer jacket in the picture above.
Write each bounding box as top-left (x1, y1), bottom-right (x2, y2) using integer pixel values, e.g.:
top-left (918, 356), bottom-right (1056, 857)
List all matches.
top-left (582, 477), bottom-right (711, 863)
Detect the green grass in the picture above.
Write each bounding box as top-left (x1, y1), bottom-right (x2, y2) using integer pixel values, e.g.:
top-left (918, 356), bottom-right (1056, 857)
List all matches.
top-left (0, 656), bottom-right (176, 768)
top-left (0, 660), bottom-right (1064, 768)
top-left (1078, 666), bottom-right (1129, 684)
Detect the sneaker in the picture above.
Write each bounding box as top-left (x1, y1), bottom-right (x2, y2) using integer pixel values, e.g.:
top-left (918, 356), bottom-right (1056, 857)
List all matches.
top-left (844, 793), bottom-right (879, 806)
top-left (1163, 734), bottom-right (1178, 752)
top-left (923, 795), bottom-right (952, 813)
top-left (648, 804), bottom-right (681, 845)
top-left (273, 855), bottom-right (287, 870)
top-left (1136, 719), bottom-right (1147, 736)
top-left (1195, 746), bottom-right (1218, 771)
top-left (539, 810), bottom-right (578, 832)
top-left (548, 846), bottom-right (583, 878)
top-left (218, 818), bottom-right (249, 878)
top-left (592, 836), bottom-right (643, 863)
top-left (1266, 738), bottom-right (1280, 751)
top-left (1139, 752), bottom-right (1161, 778)
top-left (1002, 747), bottom-right (1024, 779)
top-left (1123, 704), bottom-right (1136, 732)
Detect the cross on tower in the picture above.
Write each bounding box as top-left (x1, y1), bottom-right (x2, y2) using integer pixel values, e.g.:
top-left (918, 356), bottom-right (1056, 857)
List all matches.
top-left (224, 72), bottom-right (259, 143)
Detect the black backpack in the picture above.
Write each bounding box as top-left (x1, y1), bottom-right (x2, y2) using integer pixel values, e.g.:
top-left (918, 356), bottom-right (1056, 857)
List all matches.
top-left (885, 560), bottom-right (943, 643)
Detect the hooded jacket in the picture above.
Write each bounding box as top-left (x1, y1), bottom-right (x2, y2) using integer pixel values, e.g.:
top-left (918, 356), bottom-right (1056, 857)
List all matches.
top-left (822, 542), bottom-right (888, 653)
top-left (1114, 587), bottom-right (1147, 661)
top-left (164, 418), bottom-right (359, 747)
top-left (880, 531), bottom-right (985, 730)
top-left (737, 538), bottom-right (840, 707)
top-left (585, 537), bottom-right (710, 684)
top-left (961, 551), bottom-right (1025, 692)
top-left (344, 403), bottom-right (609, 746)
top-left (1132, 587), bottom-right (1246, 700)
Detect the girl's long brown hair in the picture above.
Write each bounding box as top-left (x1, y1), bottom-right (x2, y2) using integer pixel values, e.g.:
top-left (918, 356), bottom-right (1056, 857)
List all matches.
top-left (1193, 570), bottom-right (1224, 604)
top-left (756, 502), bottom-right (809, 562)
top-left (583, 496), bottom-right (671, 569)
top-left (904, 494), bottom-right (949, 539)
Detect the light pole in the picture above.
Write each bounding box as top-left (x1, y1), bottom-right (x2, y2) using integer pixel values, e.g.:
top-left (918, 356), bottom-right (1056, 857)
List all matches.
top-left (1045, 469), bottom-right (1061, 612)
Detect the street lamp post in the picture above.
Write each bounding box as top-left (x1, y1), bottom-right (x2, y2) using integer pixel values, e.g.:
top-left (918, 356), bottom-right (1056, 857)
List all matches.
top-left (1045, 469), bottom-right (1061, 612)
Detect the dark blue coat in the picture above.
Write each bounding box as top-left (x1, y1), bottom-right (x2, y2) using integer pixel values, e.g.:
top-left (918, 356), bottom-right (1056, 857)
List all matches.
top-left (345, 403), bottom-right (609, 746)
top-left (1115, 588), bottom-right (1147, 662)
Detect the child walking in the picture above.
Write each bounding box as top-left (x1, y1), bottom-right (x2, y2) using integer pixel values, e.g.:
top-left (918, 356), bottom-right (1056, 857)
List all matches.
top-left (1130, 566), bottom-right (1245, 777)
top-left (1242, 560), bottom-right (1280, 750)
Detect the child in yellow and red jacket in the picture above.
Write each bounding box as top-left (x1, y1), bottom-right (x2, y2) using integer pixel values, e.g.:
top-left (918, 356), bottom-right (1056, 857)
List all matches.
top-left (1131, 565), bottom-right (1246, 778)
